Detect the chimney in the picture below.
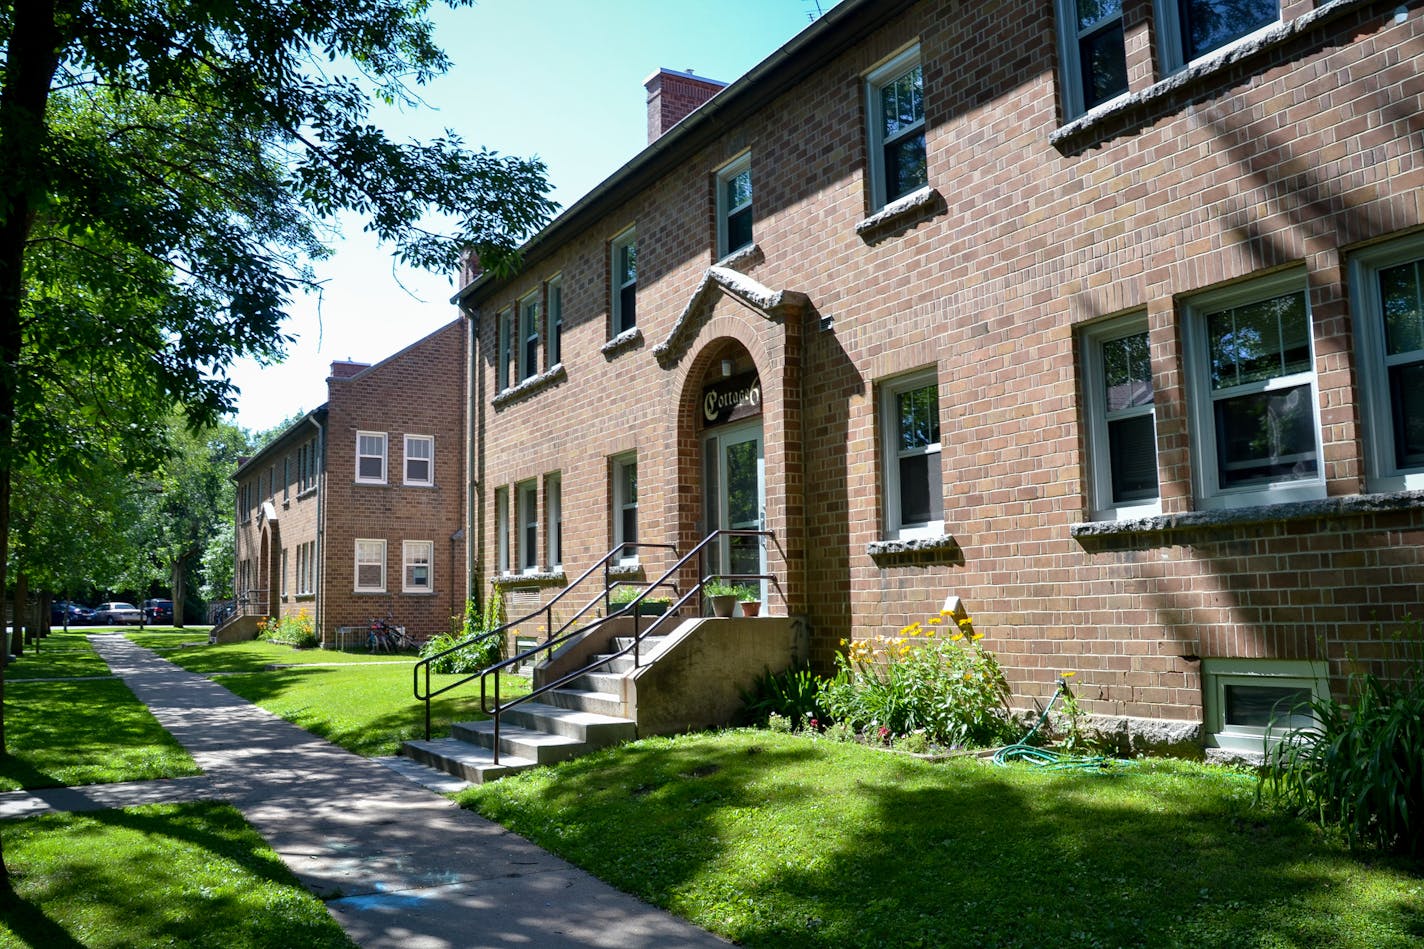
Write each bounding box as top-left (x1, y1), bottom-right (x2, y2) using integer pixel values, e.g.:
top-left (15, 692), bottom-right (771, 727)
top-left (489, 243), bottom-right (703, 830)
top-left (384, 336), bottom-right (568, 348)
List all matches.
top-left (645, 68), bottom-right (726, 143)
top-left (328, 360), bottom-right (370, 380)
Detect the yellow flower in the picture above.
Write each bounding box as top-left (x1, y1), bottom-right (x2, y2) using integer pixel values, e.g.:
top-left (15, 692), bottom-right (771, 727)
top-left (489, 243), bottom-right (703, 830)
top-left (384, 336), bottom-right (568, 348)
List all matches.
top-left (971, 632), bottom-right (984, 641)
top-left (957, 616), bottom-right (974, 628)
top-left (939, 609), bottom-right (953, 617)
top-left (950, 633), bottom-right (963, 642)
top-left (1060, 671), bottom-right (1076, 677)
top-left (927, 617), bottom-right (943, 625)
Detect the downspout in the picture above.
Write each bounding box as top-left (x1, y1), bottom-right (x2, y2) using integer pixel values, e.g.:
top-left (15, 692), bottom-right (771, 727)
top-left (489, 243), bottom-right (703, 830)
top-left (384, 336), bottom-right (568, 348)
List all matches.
top-left (465, 306), bottom-right (481, 613)
top-left (309, 413), bottom-right (326, 645)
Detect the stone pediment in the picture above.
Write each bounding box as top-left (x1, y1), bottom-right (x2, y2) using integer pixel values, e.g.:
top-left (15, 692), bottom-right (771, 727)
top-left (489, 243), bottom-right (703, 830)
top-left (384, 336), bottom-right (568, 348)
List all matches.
top-left (653, 266), bottom-right (809, 368)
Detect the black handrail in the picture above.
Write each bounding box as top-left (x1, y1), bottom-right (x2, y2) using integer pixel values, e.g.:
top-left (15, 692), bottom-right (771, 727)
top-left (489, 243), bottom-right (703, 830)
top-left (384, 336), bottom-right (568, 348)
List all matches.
top-left (412, 541), bottom-right (678, 740)
top-left (479, 529), bottom-right (780, 764)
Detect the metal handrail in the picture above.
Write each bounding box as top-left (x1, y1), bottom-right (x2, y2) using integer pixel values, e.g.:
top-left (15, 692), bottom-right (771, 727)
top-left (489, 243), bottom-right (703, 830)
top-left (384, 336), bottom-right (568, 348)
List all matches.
top-left (412, 542), bottom-right (679, 740)
top-left (479, 529), bottom-right (780, 764)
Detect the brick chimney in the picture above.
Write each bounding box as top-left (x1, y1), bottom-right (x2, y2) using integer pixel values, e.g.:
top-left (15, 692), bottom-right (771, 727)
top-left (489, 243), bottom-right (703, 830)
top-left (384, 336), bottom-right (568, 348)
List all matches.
top-left (329, 360), bottom-right (370, 380)
top-left (645, 68), bottom-right (726, 143)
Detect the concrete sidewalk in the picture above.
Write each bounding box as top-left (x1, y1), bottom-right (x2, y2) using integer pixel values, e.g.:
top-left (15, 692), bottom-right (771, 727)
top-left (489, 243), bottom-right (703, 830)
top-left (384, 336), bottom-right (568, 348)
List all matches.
top-left (0, 634), bottom-right (728, 949)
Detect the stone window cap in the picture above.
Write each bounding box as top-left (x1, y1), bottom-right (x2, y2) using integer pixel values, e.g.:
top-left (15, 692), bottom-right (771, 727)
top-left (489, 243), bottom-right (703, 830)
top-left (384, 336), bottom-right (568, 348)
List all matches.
top-left (867, 532), bottom-right (959, 558)
top-left (492, 569), bottom-right (567, 588)
top-left (654, 265), bottom-right (809, 366)
top-left (600, 327), bottom-right (643, 358)
top-left (493, 363), bottom-right (566, 407)
top-left (1071, 489), bottom-right (1424, 540)
top-left (854, 185), bottom-right (943, 241)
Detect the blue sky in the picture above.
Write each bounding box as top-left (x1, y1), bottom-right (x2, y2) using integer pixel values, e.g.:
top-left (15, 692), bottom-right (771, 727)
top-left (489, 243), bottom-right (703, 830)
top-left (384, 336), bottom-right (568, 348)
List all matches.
top-left (230, 0), bottom-right (842, 432)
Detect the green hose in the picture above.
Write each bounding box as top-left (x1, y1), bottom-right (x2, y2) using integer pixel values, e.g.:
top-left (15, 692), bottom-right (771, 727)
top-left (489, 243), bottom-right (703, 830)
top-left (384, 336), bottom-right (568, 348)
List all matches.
top-left (992, 679), bottom-right (1120, 772)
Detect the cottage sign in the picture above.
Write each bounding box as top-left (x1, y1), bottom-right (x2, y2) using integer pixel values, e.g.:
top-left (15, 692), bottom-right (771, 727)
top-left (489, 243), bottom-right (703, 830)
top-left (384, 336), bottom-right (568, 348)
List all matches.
top-left (703, 372), bottom-right (761, 427)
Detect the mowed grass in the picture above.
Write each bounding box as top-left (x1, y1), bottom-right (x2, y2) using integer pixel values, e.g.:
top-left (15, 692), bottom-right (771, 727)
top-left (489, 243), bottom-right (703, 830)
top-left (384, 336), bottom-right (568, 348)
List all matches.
top-left (460, 730), bottom-right (1424, 949)
top-left (0, 802), bottom-right (355, 949)
top-left (4, 630), bottom-right (111, 679)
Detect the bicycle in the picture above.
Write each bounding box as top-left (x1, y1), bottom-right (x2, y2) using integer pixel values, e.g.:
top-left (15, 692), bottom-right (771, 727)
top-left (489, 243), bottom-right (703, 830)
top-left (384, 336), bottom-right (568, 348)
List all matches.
top-left (368, 617), bottom-right (414, 653)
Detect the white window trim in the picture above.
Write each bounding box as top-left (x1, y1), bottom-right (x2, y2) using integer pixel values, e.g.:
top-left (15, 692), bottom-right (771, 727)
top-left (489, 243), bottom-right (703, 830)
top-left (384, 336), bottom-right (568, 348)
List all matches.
top-left (494, 486), bottom-right (510, 575)
top-left (281, 548), bottom-right (288, 598)
top-left (1054, 0), bottom-right (1130, 120)
top-left (403, 540), bottom-right (434, 594)
top-left (518, 291), bottom-right (540, 382)
top-left (865, 45), bottom-right (924, 213)
top-left (547, 275), bottom-right (563, 367)
top-left (547, 472), bottom-right (563, 570)
top-left (1350, 232), bottom-right (1424, 493)
top-left (1154, 0), bottom-right (1281, 75)
top-left (716, 152), bottom-right (753, 260)
top-left (1081, 314), bottom-right (1161, 521)
top-left (1202, 658), bottom-right (1327, 755)
top-left (1183, 270), bottom-right (1324, 510)
top-left (516, 480), bottom-right (539, 574)
top-left (404, 434), bottom-right (434, 487)
top-left (612, 453), bottom-right (638, 565)
top-left (880, 368), bottom-right (944, 541)
top-left (355, 431), bottom-right (387, 485)
top-left (354, 539), bottom-right (386, 593)
top-left (611, 228), bottom-right (637, 335)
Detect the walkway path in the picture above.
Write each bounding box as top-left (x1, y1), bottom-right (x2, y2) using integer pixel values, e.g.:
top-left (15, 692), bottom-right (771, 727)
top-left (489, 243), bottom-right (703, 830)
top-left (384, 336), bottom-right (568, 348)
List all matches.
top-left (0, 635), bottom-right (728, 949)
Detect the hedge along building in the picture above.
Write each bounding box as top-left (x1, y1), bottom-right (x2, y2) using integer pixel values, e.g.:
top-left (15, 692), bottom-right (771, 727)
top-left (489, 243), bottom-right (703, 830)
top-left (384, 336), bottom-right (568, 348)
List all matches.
top-left (455, 0), bottom-right (1424, 756)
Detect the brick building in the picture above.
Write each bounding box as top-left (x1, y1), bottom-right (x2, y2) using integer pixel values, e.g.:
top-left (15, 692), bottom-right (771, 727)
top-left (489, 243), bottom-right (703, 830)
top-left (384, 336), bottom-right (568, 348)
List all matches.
top-left (232, 318), bottom-right (469, 646)
top-left (452, 0), bottom-right (1424, 756)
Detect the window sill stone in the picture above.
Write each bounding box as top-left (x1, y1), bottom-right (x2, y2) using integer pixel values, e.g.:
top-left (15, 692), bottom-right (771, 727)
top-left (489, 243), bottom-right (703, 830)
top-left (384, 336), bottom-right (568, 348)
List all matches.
top-left (855, 186), bottom-right (944, 243)
top-left (1071, 489), bottom-right (1424, 541)
top-left (493, 570), bottom-right (568, 588)
top-left (867, 533), bottom-right (963, 565)
top-left (600, 327), bottom-right (643, 358)
top-left (493, 363), bottom-right (566, 407)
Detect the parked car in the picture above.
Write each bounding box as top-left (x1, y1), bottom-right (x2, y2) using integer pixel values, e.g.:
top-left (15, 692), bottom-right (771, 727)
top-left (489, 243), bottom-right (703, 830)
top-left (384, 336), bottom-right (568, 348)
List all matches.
top-left (49, 601), bottom-right (91, 626)
top-left (91, 602), bottom-right (142, 625)
top-left (141, 599), bottom-right (174, 624)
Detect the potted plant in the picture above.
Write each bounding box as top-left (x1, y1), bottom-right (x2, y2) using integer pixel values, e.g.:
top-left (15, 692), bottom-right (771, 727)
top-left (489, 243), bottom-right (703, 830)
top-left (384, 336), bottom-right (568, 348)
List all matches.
top-left (703, 579), bottom-right (740, 618)
top-left (735, 584), bottom-right (761, 617)
top-left (609, 585), bottom-right (672, 616)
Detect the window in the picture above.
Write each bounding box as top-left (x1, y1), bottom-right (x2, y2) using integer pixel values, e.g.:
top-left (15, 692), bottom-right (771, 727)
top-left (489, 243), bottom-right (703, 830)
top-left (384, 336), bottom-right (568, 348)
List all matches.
top-left (298, 439), bottom-right (318, 494)
top-left (518, 292), bottom-right (540, 381)
top-left (611, 228), bottom-right (637, 334)
top-left (405, 435), bottom-right (434, 486)
top-left (296, 541), bottom-right (316, 595)
top-left (1055, 0), bottom-right (1129, 119)
top-left (881, 371), bottom-right (943, 539)
top-left (866, 47), bottom-right (926, 211)
top-left (356, 431), bottom-right (387, 484)
top-left (1184, 272), bottom-right (1322, 508)
top-left (547, 472), bottom-right (562, 569)
top-left (496, 307), bottom-right (513, 391)
top-left (612, 454), bottom-right (638, 563)
top-left (1156, 0), bottom-right (1278, 72)
top-left (403, 540), bottom-right (433, 593)
top-left (1351, 235), bottom-right (1424, 492)
top-left (281, 548), bottom-right (288, 597)
top-left (516, 480), bottom-right (539, 573)
top-left (1203, 659), bottom-right (1326, 755)
top-left (354, 539), bottom-right (386, 593)
top-left (494, 486), bottom-right (509, 574)
top-left (283, 457), bottom-right (290, 501)
top-left (239, 481), bottom-right (253, 520)
top-left (717, 153), bottom-right (753, 258)
top-left (547, 276), bottom-right (563, 366)
top-left (1081, 315), bottom-right (1160, 519)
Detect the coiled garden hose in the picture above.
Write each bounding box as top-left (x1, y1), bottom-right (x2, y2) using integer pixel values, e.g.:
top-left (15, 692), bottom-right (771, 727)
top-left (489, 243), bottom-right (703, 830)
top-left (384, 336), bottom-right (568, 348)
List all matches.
top-left (992, 678), bottom-right (1120, 772)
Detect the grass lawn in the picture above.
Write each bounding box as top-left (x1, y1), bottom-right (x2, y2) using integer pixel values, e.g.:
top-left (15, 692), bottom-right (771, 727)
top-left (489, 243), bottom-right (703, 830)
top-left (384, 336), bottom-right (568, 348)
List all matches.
top-left (460, 729), bottom-right (1424, 949)
top-left (3, 631), bottom-right (110, 679)
top-left (134, 634), bottom-right (412, 673)
top-left (0, 801), bottom-right (355, 948)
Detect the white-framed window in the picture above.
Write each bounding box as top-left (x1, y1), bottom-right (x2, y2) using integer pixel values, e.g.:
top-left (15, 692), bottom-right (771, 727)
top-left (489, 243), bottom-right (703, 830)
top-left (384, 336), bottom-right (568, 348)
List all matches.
top-left (281, 548), bottom-right (288, 598)
top-left (547, 275), bottom-right (563, 366)
top-left (283, 457), bottom-right (290, 501)
top-left (546, 472), bottom-right (563, 570)
top-left (611, 228), bottom-right (637, 334)
top-left (1155, 0), bottom-right (1278, 73)
top-left (496, 307), bottom-right (513, 392)
top-left (880, 370), bottom-right (943, 539)
top-left (356, 431), bottom-right (387, 484)
top-left (239, 481), bottom-right (253, 520)
top-left (494, 486), bottom-right (509, 574)
top-left (716, 153), bottom-right (753, 259)
top-left (866, 46), bottom-right (926, 211)
top-left (518, 292), bottom-right (540, 382)
top-left (1183, 271), bottom-right (1322, 509)
top-left (612, 453), bottom-right (638, 564)
top-left (404, 434), bottom-right (434, 486)
top-left (298, 439), bottom-right (318, 494)
top-left (1080, 314), bottom-right (1161, 520)
top-left (1350, 234), bottom-right (1424, 492)
top-left (1203, 658), bottom-right (1327, 755)
top-left (1054, 0), bottom-right (1129, 119)
top-left (296, 540), bottom-right (316, 596)
top-left (354, 539), bottom-right (386, 593)
top-left (517, 479), bottom-right (539, 573)
top-left (403, 540), bottom-right (434, 593)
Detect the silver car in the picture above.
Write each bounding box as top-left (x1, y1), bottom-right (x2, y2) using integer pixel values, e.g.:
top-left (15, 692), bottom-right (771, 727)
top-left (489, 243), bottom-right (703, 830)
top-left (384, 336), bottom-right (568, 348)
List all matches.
top-left (92, 602), bottom-right (143, 625)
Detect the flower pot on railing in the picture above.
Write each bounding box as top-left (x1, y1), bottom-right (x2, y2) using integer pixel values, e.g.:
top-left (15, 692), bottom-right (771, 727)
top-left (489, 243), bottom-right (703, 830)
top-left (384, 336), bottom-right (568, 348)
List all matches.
top-left (638, 600), bottom-right (671, 616)
top-left (738, 600), bottom-right (761, 617)
top-left (707, 594), bottom-right (737, 618)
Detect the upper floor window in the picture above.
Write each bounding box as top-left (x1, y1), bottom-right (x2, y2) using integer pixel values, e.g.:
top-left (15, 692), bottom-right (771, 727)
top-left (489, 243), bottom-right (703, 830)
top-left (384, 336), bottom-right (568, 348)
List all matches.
top-left (1055, 0), bottom-right (1129, 119)
top-left (612, 453), bottom-right (638, 564)
top-left (1183, 271), bottom-right (1322, 509)
top-left (612, 228), bottom-right (637, 334)
top-left (356, 431), bottom-right (387, 484)
top-left (1080, 315), bottom-right (1160, 520)
top-left (880, 370), bottom-right (942, 540)
top-left (518, 292), bottom-right (540, 382)
top-left (1157, 0), bottom-right (1278, 71)
top-left (405, 435), bottom-right (433, 486)
top-left (496, 306), bottom-right (513, 392)
top-left (547, 276), bottom-right (563, 366)
top-left (717, 153), bottom-right (753, 258)
top-left (282, 457), bottom-right (290, 501)
top-left (866, 47), bottom-right (926, 211)
top-left (1350, 234), bottom-right (1424, 492)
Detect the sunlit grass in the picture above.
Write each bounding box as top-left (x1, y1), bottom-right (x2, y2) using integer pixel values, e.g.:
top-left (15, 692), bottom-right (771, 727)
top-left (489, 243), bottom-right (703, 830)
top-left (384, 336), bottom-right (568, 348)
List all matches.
top-left (0, 802), bottom-right (355, 948)
top-left (461, 729), bottom-right (1424, 948)
top-left (3, 633), bottom-right (110, 679)
top-left (135, 634), bottom-right (408, 673)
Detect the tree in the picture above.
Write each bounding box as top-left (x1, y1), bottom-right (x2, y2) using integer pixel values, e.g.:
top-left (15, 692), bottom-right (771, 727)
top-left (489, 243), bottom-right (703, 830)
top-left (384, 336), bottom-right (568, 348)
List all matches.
top-left (0, 0), bottom-right (555, 892)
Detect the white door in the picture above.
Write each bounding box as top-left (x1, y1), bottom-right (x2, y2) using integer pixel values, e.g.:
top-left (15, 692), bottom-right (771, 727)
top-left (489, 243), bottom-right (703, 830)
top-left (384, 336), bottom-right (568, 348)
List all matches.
top-left (703, 421), bottom-right (765, 599)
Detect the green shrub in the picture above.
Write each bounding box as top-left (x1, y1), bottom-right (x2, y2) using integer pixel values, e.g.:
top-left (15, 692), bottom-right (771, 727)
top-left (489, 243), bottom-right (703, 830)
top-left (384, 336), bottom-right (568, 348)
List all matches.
top-left (258, 610), bottom-right (318, 649)
top-left (1259, 657), bottom-right (1424, 856)
top-left (420, 591), bottom-right (504, 674)
top-left (738, 662), bottom-right (827, 728)
top-left (819, 613), bottom-right (1015, 749)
